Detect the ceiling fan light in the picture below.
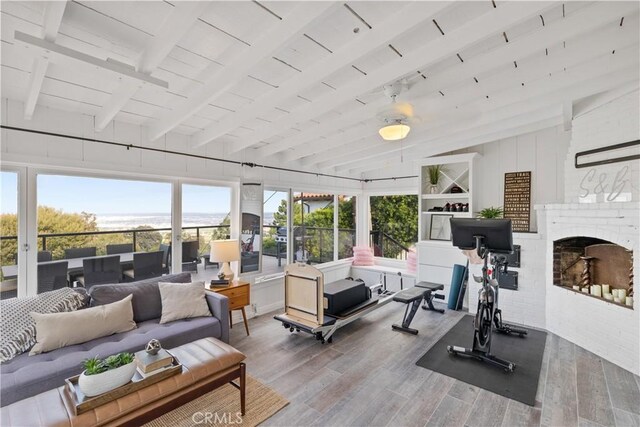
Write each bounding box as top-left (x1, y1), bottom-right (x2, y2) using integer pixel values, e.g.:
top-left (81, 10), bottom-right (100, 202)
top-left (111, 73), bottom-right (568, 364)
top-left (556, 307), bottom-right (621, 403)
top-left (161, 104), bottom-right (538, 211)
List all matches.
top-left (379, 123), bottom-right (411, 141)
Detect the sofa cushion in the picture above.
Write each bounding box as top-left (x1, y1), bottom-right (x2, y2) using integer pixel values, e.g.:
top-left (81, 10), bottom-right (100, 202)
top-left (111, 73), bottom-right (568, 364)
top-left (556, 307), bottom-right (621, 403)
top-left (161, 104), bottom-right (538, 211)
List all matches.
top-left (158, 281), bottom-right (210, 324)
top-left (0, 288), bottom-right (88, 363)
top-left (89, 273), bottom-right (191, 323)
top-left (0, 315), bottom-right (221, 407)
top-left (29, 295), bottom-right (136, 355)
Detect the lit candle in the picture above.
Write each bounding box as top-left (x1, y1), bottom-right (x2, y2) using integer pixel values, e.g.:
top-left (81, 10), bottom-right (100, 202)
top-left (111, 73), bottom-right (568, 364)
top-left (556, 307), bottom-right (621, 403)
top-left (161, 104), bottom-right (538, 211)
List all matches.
top-left (614, 297), bottom-right (622, 304)
top-left (582, 287), bottom-right (590, 294)
top-left (612, 289), bottom-right (620, 298)
top-left (618, 289), bottom-right (627, 299)
top-left (602, 284), bottom-right (610, 294)
top-left (604, 293), bottom-right (614, 301)
top-left (573, 285), bottom-right (580, 291)
top-left (625, 297), bottom-right (633, 307)
top-left (591, 285), bottom-right (602, 297)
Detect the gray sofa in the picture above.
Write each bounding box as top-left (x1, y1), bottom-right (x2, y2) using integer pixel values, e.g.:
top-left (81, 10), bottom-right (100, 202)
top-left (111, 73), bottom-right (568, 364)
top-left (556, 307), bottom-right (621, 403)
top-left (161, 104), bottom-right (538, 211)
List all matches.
top-left (0, 273), bottom-right (229, 407)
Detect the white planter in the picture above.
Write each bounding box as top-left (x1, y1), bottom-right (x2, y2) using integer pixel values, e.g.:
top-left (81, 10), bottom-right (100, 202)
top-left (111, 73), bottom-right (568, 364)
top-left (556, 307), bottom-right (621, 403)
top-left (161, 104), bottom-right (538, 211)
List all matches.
top-left (78, 362), bottom-right (136, 397)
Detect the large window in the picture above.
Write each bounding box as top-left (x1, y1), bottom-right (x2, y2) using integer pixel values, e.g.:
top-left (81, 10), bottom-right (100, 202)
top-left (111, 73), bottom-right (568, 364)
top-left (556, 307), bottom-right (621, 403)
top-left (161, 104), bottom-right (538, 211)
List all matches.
top-left (293, 192), bottom-right (334, 264)
top-left (262, 190), bottom-right (288, 275)
top-left (1, 171), bottom-right (19, 299)
top-left (338, 195), bottom-right (356, 260)
top-left (369, 195), bottom-right (418, 259)
top-left (182, 184), bottom-right (231, 277)
top-left (36, 174), bottom-right (171, 291)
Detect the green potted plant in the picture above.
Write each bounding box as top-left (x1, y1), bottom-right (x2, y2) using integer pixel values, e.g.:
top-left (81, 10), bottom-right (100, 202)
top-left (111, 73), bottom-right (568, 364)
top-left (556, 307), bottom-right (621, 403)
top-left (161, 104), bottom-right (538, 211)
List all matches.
top-left (427, 165), bottom-right (443, 194)
top-left (477, 206), bottom-right (504, 219)
top-left (78, 352), bottom-right (136, 396)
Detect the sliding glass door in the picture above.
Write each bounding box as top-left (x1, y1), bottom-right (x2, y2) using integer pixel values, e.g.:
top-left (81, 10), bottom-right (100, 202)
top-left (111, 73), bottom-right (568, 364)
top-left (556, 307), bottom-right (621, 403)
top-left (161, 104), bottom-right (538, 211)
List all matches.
top-left (1, 171), bottom-right (19, 299)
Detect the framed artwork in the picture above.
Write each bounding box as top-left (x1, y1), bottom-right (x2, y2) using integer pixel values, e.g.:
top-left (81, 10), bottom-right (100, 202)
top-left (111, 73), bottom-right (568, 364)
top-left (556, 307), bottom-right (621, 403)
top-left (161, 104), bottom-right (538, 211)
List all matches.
top-left (430, 214), bottom-right (453, 241)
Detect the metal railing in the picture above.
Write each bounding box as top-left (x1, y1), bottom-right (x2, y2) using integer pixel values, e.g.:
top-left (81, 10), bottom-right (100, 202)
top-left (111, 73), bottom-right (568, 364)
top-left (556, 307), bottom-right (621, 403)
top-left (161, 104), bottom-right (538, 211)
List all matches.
top-left (370, 230), bottom-right (411, 260)
top-left (0, 225), bottom-right (229, 262)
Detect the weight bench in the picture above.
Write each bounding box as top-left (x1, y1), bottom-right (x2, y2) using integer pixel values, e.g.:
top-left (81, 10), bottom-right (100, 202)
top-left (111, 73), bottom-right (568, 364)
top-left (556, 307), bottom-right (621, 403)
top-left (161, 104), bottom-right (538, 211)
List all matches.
top-left (391, 282), bottom-right (445, 335)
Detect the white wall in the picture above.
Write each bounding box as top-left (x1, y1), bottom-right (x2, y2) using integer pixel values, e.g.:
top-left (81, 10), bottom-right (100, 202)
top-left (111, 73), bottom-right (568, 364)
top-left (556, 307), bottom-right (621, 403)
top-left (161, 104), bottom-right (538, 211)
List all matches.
top-left (564, 89), bottom-right (640, 203)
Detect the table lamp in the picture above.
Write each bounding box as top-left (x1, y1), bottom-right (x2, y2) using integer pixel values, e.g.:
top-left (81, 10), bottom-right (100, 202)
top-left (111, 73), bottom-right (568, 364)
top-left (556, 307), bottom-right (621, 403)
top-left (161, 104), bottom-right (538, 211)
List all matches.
top-left (210, 239), bottom-right (239, 281)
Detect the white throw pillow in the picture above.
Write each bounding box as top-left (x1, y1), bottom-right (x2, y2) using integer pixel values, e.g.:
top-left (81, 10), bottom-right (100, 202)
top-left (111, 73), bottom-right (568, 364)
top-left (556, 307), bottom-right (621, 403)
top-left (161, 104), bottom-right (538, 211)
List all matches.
top-left (30, 294), bottom-right (136, 355)
top-left (158, 281), bottom-right (211, 324)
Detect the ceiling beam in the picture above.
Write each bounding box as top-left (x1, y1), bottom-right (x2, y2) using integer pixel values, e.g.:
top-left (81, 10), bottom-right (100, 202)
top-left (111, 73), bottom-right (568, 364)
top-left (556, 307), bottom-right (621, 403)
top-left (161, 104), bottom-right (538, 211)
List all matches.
top-left (95, 81), bottom-right (141, 132)
top-left (147, 2), bottom-right (338, 141)
top-left (23, 58), bottom-right (49, 120)
top-left (220, 1), bottom-right (555, 153)
top-left (274, 3), bottom-right (639, 161)
top-left (14, 31), bottom-right (169, 88)
top-left (23, 1), bottom-right (67, 120)
top-left (343, 67), bottom-right (639, 174)
top-left (190, 1), bottom-right (453, 149)
top-left (42, 1), bottom-right (67, 42)
top-left (94, 2), bottom-right (210, 132)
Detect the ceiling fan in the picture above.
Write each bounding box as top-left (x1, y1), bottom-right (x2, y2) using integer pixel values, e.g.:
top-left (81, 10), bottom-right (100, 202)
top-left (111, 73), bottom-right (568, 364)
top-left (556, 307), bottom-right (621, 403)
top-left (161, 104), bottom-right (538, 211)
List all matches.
top-left (376, 80), bottom-right (418, 141)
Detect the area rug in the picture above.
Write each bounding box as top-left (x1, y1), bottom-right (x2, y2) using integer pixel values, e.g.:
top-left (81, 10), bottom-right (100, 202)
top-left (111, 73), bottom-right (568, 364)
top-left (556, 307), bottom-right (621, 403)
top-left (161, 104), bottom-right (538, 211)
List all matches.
top-left (143, 375), bottom-right (289, 427)
top-left (416, 315), bottom-right (546, 406)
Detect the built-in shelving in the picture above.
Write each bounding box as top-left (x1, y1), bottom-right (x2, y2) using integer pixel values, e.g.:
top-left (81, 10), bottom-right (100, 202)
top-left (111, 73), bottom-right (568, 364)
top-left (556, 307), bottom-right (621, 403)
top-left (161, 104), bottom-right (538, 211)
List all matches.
top-left (418, 153), bottom-right (479, 242)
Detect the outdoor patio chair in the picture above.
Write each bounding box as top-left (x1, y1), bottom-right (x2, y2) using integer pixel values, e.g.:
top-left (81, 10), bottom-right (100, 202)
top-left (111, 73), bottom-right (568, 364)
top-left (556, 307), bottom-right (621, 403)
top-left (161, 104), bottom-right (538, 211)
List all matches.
top-left (123, 251), bottom-right (164, 281)
top-left (37, 251), bottom-right (52, 262)
top-left (159, 243), bottom-right (171, 274)
top-left (37, 261), bottom-right (69, 294)
top-left (182, 241), bottom-right (199, 272)
top-left (64, 247), bottom-right (97, 259)
top-left (78, 255), bottom-right (121, 289)
top-left (106, 243), bottom-right (134, 254)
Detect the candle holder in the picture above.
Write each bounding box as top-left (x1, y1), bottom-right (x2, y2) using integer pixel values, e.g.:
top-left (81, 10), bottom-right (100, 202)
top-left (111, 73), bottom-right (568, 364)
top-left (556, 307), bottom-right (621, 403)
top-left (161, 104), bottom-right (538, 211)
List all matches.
top-left (580, 256), bottom-right (595, 291)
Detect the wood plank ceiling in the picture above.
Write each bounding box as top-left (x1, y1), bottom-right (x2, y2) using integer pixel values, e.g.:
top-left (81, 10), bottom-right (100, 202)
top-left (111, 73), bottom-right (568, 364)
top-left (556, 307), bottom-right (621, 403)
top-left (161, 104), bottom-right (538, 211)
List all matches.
top-left (1, 1), bottom-right (638, 178)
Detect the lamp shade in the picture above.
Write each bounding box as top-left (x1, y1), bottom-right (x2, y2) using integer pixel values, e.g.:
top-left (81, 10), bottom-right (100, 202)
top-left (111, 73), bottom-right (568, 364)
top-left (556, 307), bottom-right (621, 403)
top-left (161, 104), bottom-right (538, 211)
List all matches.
top-left (209, 239), bottom-right (239, 262)
top-left (379, 123), bottom-right (410, 141)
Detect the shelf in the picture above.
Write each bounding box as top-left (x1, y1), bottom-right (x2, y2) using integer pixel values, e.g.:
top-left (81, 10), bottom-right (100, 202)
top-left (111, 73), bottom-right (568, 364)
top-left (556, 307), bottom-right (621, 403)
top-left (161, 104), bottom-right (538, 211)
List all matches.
top-left (422, 194), bottom-right (469, 200)
top-left (422, 211), bottom-right (471, 217)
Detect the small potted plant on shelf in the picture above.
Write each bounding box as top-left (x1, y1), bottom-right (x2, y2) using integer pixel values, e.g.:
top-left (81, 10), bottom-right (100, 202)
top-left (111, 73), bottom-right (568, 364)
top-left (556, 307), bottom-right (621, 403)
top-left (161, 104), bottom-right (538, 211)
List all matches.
top-left (427, 165), bottom-right (443, 194)
top-left (78, 352), bottom-right (136, 397)
top-left (477, 206), bottom-right (504, 219)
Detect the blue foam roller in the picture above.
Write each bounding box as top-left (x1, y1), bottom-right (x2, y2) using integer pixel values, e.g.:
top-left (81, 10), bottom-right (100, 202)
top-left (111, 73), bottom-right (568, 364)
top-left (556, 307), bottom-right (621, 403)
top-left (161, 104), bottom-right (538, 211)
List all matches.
top-left (448, 264), bottom-right (467, 310)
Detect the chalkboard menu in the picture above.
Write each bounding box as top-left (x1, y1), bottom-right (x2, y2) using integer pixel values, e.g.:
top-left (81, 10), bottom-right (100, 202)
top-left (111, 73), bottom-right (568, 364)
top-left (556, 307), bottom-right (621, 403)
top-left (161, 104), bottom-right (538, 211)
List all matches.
top-left (504, 171), bottom-right (531, 232)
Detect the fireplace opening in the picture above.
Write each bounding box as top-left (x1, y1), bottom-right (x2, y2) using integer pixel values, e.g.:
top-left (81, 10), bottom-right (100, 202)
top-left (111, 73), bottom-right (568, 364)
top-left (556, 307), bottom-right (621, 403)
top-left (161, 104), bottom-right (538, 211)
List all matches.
top-left (553, 237), bottom-right (633, 308)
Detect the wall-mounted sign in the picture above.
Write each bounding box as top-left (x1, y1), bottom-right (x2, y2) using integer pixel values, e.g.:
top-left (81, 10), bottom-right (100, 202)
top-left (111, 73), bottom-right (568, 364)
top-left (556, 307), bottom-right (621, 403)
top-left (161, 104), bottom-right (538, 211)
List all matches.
top-left (503, 171), bottom-right (531, 232)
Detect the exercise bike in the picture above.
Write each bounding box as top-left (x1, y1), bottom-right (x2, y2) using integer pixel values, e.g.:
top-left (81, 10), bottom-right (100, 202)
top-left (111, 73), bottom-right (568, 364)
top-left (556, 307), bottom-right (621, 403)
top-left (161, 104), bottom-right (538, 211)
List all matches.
top-left (446, 218), bottom-right (526, 373)
top-left (490, 255), bottom-right (527, 338)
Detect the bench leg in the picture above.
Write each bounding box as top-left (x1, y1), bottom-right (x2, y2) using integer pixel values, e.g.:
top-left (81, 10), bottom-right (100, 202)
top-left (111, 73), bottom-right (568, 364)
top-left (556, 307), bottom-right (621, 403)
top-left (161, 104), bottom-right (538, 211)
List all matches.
top-left (240, 362), bottom-right (246, 416)
top-left (422, 291), bottom-right (445, 313)
top-left (392, 299), bottom-right (421, 334)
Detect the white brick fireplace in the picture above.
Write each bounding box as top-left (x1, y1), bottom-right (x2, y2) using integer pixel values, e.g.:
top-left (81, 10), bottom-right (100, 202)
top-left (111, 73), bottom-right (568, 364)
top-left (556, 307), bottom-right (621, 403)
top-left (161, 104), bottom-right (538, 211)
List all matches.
top-left (538, 89), bottom-right (639, 375)
top-left (539, 202), bottom-right (639, 375)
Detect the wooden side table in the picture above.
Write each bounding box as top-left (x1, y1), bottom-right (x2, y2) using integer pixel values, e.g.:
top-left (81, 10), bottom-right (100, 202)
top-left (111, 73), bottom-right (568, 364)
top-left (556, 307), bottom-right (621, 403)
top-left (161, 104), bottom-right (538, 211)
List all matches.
top-left (209, 280), bottom-right (250, 336)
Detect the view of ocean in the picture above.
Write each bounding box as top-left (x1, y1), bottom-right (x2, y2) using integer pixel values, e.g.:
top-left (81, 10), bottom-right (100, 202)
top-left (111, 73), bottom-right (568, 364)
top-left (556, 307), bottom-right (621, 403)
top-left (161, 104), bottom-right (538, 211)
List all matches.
top-left (96, 212), bottom-right (276, 230)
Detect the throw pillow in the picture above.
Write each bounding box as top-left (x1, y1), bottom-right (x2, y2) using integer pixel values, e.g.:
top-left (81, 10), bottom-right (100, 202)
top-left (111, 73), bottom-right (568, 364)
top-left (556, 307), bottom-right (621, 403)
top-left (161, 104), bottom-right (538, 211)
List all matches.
top-left (29, 294), bottom-right (136, 355)
top-left (158, 281), bottom-right (211, 324)
top-left (0, 288), bottom-right (89, 363)
top-left (89, 272), bottom-right (192, 323)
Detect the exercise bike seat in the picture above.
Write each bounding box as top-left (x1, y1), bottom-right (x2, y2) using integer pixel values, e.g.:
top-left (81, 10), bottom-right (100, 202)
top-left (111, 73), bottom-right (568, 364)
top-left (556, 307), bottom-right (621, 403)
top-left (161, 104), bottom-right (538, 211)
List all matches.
top-left (392, 286), bottom-right (427, 303)
top-left (415, 281), bottom-right (445, 291)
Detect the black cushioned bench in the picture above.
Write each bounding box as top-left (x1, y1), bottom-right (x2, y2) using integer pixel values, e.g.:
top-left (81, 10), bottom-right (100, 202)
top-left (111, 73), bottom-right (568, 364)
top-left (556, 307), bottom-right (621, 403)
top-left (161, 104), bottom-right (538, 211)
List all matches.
top-left (392, 281), bottom-right (445, 334)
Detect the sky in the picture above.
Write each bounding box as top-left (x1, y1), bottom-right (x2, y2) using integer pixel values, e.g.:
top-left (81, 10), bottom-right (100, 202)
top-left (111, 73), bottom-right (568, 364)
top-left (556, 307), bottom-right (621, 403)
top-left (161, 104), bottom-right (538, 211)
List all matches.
top-left (1, 172), bottom-right (286, 215)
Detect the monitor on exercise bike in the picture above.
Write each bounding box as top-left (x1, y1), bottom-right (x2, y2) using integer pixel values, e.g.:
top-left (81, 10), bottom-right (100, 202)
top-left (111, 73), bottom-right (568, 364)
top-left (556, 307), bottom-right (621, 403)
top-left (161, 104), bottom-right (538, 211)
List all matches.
top-left (450, 218), bottom-right (513, 254)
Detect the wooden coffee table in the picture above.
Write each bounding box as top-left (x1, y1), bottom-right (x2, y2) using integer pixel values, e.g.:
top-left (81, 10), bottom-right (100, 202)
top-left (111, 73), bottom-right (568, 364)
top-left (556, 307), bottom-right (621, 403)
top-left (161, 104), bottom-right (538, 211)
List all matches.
top-left (1, 338), bottom-right (246, 427)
